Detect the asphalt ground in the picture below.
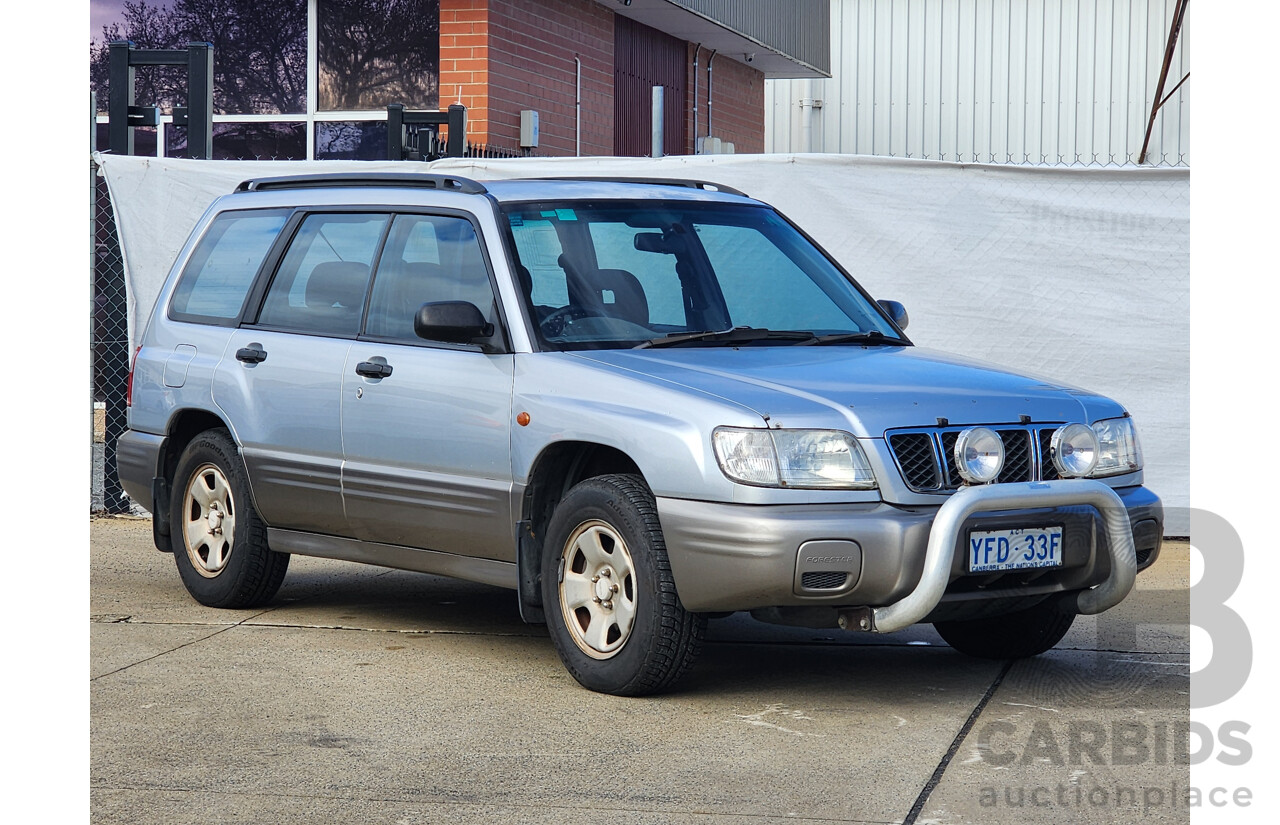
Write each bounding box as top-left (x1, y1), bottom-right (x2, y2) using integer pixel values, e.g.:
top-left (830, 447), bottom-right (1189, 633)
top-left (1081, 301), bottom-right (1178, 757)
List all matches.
top-left (91, 517), bottom-right (1190, 824)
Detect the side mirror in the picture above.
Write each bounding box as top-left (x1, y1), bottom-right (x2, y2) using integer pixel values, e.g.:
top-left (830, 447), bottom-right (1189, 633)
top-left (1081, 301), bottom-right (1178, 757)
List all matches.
top-left (414, 301), bottom-right (494, 344)
top-left (877, 299), bottom-right (909, 331)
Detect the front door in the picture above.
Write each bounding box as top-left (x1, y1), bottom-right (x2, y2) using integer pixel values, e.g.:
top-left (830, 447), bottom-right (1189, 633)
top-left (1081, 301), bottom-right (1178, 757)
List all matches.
top-left (339, 212), bottom-right (516, 560)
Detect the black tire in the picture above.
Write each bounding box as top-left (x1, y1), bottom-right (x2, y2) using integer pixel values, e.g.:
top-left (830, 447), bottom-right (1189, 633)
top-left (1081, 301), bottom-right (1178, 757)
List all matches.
top-left (933, 599), bottom-right (1076, 659)
top-left (169, 428), bottom-right (288, 609)
top-left (541, 474), bottom-right (705, 696)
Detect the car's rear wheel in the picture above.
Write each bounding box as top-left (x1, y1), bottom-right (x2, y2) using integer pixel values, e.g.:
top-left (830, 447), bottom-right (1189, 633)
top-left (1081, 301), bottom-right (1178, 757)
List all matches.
top-left (933, 598), bottom-right (1076, 659)
top-left (170, 429), bottom-right (288, 608)
top-left (541, 474), bottom-right (704, 695)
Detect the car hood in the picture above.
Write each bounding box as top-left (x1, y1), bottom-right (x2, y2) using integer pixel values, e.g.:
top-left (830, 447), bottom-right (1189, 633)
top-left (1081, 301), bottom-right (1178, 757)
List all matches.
top-left (569, 345), bottom-right (1125, 439)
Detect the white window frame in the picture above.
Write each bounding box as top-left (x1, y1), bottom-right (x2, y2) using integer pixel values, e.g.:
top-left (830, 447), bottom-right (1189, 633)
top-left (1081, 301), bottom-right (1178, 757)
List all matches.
top-left (95, 1), bottom-right (396, 161)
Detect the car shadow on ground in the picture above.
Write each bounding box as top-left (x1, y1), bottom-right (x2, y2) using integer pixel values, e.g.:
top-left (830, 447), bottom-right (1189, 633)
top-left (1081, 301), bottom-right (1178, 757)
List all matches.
top-left (256, 562), bottom-right (1188, 702)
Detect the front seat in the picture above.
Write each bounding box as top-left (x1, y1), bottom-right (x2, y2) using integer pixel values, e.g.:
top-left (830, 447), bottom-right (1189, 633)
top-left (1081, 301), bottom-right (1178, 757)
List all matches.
top-left (577, 268), bottom-right (649, 326)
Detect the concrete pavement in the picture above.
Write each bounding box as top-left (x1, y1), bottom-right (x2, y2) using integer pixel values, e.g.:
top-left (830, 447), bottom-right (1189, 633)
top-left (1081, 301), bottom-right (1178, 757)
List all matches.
top-left (91, 517), bottom-right (1189, 824)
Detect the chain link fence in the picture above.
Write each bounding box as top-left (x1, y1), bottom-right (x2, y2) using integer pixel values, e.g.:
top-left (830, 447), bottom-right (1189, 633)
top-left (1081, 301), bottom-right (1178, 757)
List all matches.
top-left (92, 167), bottom-right (134, 514)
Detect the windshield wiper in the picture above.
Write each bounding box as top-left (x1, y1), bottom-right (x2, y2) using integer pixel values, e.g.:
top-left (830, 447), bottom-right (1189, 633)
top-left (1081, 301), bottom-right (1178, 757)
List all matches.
top-left (799, 330), bottom-right (908, 346)
top-left (635, 326), bottom-right (817, 349)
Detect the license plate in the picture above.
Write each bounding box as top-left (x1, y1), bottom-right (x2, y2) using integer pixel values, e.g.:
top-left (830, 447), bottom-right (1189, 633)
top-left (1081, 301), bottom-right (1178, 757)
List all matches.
top-left (967, 526), bottom-right (1063, 573)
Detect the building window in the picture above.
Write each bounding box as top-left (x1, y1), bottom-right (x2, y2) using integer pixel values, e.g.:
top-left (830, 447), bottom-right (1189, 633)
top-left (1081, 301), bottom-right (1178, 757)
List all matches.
top-left (315, 121), bottom-right (389, 160)
top-left (318, 0), bottom-right (439, 112)
top-left (90, 0), bottom-right (438, 159)
top-left (164, 123), bottom-right (308, 160)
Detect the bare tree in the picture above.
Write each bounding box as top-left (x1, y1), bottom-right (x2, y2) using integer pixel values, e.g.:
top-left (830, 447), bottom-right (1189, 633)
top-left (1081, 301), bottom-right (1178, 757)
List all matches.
top-left (319, 0), bottom-right (440, 111)
top-left (170, 0), bottom-right (307, 114)
top-left (90, 1), bottom-right (186, 112)
top-left (89, 0), bottom-right (307, 116)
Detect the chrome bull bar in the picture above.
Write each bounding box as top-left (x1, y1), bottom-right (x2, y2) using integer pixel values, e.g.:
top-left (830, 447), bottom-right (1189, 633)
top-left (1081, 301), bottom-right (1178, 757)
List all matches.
top-left (863, 480), bottom-right (1137, 633)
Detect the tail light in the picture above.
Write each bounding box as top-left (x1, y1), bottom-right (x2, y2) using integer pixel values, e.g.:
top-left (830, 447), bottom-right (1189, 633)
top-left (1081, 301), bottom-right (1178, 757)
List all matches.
top-left (126, 346), bottom-right (141, 407)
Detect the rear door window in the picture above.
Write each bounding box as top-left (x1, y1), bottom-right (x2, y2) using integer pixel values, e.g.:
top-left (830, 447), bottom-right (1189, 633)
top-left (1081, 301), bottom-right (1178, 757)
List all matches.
top-left (169, 209), bottom-right (289, 324)
top-left (255, 213), bottom-right (390, 337)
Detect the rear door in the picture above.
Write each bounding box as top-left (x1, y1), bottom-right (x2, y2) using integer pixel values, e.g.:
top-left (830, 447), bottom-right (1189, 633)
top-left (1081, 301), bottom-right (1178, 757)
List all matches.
top-left (214, 211), bottom-right (390, 535)
top-left (339, 211), bottom-right (516, 561)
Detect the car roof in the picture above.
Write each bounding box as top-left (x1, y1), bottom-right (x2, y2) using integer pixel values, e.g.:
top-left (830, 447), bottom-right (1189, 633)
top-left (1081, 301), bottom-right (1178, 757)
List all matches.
top-left (482, 177), bottom-right (758, 205)
top-left (230, 172), bottom-right (762, 207)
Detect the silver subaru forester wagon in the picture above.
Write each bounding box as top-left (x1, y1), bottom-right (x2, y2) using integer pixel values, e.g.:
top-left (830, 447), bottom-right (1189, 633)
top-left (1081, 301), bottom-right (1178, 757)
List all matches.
top-left (119, 172), bottom-right (1162, 696)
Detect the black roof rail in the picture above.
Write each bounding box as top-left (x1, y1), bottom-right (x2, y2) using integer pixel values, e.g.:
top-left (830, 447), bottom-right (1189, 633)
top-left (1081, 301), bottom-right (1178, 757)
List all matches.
top-left (236, 172), bottom-right (488, 195)
top-left (523, 176), bottom-right (749, 198)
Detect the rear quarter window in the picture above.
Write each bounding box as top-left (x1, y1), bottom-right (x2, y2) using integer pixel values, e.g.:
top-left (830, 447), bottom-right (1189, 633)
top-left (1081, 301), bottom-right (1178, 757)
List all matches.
top-left (169, 209), bottom-right (290, 323)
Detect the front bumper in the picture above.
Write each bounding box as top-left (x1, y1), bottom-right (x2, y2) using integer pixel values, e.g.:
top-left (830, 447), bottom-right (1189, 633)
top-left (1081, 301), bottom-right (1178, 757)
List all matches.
top-left (656, 482), bottom-right (1162, 619)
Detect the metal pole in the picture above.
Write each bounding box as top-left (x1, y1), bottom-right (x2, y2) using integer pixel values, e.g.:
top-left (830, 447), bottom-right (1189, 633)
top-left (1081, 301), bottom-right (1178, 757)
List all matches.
top-left (692, 44), bottom-right (700, 152)
top-left (108, 41), bottom-right (135, 155)
top-left (446, 103), bottom-right (467, 157)
top-left (706, 50), bottom-right (716, 137)
top-left (1138, 0), bottom-right (1189, 165)
top-left (651, 85), bottom-right (664, 157)
top-left (387, 103), bottom-right (405, 159)
top-left (801, 78), bottom-right (813, 153)
top-left (186, 42), bottom-right (214, 159)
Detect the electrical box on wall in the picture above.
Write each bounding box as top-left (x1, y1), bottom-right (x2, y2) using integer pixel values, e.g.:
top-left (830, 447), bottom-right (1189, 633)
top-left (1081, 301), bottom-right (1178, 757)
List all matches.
top-left (520, 110), bottom-right (540, 148)
top-left (696, 135), bottom-right (735, 155)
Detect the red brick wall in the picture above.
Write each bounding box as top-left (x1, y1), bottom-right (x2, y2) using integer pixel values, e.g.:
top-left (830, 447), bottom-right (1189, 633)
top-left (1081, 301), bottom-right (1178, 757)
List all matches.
top-left (439, 0), bottom-right (492, 145)
top-left (442, 1), bottom-right (765, 157)
top-left (685, 45), bottom-right (765, 155)
top-left (442, 0), bottom-right (614, 156)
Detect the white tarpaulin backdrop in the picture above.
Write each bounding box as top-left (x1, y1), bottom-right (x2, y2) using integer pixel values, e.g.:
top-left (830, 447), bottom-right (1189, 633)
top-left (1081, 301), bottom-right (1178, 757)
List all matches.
top-left (95, 153), bottom-right (1189, 533)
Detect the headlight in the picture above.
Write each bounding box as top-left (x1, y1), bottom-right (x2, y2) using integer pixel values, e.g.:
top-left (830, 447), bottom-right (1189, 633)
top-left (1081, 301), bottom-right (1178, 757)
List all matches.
top-left (710, 428), bottom-right (777, 486)
top-left (1090, 416), bottom-right (1143, 477)
top-left (1049, 423), bottom-right (1099, 478)
top-left (712, 427), bottom-right (877, 489)
top-left (953, 427), bottom-right (1004, 484)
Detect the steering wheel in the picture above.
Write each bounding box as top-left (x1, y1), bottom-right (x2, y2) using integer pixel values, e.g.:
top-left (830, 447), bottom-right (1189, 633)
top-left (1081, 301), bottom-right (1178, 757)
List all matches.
top-left (540, 304), bottom-right (607, 337)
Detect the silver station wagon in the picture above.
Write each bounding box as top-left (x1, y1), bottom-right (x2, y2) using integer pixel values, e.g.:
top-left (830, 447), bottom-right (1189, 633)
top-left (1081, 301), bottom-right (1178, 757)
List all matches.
top-left (119, 173), bottom-right (1162, 696)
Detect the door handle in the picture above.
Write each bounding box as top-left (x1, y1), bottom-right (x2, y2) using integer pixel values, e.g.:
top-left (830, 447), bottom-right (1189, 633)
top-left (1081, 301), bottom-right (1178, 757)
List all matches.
top-left (235, 345), bottom-right (267, 364)
top-left (355, 361), bottom-right (393, 378)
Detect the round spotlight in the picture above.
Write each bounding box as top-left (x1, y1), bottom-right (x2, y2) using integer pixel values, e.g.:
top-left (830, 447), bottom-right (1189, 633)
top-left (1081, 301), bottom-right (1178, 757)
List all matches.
top-left (954, 427), bottom-right (1005, 484)
top-left (1050, 423), bottom-right (1099, 478)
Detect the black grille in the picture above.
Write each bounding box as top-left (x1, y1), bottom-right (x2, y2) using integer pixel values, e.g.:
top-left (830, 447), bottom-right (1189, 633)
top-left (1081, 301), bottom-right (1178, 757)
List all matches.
top-left (801, 571), bottom-right (849, 590)
top-left (939, 432), bottom-right (963, 487)
top-left (888, 424), bottom-right (1063, 493)
top-left (997, 430), bottom-right (1032, 483)
top-left (888, 432), bottom-right (939, 490)
top-left (1039, 429), bottom-right (1060, 480)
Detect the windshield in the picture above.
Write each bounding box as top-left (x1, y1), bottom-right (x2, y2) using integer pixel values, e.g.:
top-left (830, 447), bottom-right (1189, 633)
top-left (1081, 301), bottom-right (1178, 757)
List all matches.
top-left (499, 200), bottom-right (906, 351)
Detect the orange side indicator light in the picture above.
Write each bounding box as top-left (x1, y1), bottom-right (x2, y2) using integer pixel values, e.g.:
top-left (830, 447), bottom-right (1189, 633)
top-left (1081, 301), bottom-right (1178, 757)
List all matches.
top-left (517, 412), bottom-right (531, 427)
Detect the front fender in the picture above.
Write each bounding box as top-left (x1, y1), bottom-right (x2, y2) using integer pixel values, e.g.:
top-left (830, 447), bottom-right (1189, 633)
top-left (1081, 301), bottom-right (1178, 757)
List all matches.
top-left (511, 354), bottom-right (761, 500)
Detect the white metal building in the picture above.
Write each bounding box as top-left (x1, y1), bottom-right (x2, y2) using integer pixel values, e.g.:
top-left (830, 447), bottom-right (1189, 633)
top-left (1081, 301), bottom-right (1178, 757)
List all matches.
top-left (765, 0), bottom-right (1189, 165)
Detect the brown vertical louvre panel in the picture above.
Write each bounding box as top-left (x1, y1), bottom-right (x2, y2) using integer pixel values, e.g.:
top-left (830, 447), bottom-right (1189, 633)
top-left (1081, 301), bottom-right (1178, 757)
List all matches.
top-left (614, 15), bottom-right (687, 157)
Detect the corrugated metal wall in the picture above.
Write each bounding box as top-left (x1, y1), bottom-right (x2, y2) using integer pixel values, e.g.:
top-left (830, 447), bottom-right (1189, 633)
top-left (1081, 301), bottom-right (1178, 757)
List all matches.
top-left (765, 0), bottom-right (1189, 165)
top-left (670, 0), bottom-right (832, 74)
top-left (614, 15), bottom-right (689, 156)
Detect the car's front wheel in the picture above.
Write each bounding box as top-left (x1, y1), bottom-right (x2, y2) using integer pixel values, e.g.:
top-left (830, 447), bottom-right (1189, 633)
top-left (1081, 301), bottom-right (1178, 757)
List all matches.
top-left (170, 429), bottom-right (289, 609)
top-left (541, 474), bottom-right (704, 695)
top-left (933, 598), bottom-right (1076, 659)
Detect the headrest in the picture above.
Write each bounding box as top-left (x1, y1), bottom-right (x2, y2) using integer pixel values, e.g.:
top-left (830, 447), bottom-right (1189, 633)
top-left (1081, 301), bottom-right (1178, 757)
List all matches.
top-left (306, 261), bottom-right (370, 308)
